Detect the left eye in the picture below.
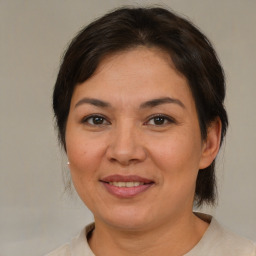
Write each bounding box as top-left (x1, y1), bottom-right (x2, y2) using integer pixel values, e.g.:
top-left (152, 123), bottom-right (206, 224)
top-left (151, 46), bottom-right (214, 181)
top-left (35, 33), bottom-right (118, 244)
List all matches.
top-left (146, 115), bottom-right (174, 126)
top-left (82, 115), bottom-right (110, 126)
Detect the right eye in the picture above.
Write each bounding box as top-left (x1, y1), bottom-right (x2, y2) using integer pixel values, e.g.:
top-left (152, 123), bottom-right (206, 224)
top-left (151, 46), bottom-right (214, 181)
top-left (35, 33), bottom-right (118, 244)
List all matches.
top-left (82, 115), bottom-right (110, 126)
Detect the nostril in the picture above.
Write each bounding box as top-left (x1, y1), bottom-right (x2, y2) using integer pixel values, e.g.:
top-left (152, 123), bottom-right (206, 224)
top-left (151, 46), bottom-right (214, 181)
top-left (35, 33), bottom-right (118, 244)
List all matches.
top-left (105, 129), bottom-right (147, 165)
top-left (106, 147), bottom-right (146, 165)
top-left (108, 156), bottom-right (140, 166)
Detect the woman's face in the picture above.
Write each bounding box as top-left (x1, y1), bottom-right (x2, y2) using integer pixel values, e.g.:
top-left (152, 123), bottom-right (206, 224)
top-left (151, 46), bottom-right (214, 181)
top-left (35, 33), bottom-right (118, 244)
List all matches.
top-left (65, 47), bottom-right (212, 230)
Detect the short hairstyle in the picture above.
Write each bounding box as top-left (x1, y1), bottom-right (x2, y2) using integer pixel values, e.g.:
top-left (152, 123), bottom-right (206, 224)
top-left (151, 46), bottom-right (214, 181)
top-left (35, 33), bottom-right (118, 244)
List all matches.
top-left (53, 7), bottom-right (228, 207)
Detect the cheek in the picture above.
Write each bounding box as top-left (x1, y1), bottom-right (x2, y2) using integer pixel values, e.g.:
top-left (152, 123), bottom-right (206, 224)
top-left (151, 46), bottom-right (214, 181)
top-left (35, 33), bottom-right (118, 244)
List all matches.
top-left (66, 136), bottom-right (105, 207)
top-left (65, 131), bottom-right (106, 191)
top-left (150, 131), bottom-right (202, 174)
top-left (149, 134), bottom-right (202, 208)
top-left (66, 122), bottom-right (105, 162)
top-left (67, 137), bottom-right (104, 174)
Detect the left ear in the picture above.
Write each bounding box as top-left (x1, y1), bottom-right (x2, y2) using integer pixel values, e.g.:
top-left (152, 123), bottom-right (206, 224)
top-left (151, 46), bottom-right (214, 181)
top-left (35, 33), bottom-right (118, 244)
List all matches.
top-left (199, 117), bottom-right (222, 169)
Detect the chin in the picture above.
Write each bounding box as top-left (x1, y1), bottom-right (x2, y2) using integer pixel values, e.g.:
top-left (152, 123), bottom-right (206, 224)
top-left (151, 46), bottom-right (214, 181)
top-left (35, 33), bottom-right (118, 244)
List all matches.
top-left (96, 205), bottom-right (157, 231)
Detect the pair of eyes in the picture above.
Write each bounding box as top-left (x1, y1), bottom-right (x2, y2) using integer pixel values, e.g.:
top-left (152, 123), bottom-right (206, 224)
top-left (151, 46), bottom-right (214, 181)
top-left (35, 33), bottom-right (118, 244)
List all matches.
top-left (82, 114), bottom-right (175, 126)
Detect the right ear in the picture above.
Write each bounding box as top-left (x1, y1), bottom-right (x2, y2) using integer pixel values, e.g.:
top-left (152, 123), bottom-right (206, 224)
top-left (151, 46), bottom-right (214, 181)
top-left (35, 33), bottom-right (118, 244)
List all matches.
top-left (199, 117), bottom-right (222, 169)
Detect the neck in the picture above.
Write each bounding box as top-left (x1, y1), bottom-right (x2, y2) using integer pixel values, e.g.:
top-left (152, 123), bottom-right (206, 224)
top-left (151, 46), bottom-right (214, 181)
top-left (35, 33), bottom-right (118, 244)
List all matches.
top-left (89, 212), bottom-right (209, 256)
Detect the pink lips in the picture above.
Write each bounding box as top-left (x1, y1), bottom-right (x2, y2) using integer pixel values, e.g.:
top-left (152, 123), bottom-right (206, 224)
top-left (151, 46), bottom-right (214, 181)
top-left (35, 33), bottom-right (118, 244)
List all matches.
top-left (100, 175), bottom-right (154, 198)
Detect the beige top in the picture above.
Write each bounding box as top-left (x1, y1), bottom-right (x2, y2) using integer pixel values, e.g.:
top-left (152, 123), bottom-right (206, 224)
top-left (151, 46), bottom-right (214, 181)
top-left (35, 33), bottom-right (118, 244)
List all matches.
top-left (46, 214), bottom-right (256, 256)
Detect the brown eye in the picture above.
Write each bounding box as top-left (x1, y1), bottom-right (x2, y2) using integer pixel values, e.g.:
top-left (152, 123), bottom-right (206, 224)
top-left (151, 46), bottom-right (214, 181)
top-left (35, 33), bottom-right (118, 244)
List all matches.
top-left (83, 115), bottom-right (110, 126)
top-left (152, 116), bottom-right (166, 125)
top-left (145, 115), bottom-right (175, 126)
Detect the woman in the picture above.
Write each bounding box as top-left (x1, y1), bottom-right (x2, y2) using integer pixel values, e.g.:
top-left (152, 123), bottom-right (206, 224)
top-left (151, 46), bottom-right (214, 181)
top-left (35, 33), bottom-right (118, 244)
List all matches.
top-left (48, 7), bottom-right (256, 256)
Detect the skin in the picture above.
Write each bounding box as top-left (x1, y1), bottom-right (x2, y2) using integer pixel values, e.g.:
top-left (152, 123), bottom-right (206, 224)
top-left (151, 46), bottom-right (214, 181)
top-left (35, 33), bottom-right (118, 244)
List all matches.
top-left (65, 47), bottom-right (221, 256)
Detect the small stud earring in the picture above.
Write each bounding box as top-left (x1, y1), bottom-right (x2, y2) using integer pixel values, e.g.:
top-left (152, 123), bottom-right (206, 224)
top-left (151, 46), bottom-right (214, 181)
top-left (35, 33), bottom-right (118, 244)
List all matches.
top-left (67, 161), bottom-right (70, 165)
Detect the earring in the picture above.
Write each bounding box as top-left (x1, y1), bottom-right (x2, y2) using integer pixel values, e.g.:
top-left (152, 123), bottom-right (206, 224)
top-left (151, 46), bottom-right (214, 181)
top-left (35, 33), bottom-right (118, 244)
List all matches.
top-left (67, 161), bottom-right (70, 165)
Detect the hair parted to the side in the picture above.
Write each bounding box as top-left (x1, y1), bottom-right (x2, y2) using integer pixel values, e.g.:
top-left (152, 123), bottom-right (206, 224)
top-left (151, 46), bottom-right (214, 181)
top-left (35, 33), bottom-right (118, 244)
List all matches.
top-left (53, 6), bottom-right (228, 207)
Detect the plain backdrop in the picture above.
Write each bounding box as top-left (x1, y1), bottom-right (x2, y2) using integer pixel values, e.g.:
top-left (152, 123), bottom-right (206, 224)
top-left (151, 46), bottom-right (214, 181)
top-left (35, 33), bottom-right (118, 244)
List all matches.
top-left (0, 0), bottom-right (255, 255)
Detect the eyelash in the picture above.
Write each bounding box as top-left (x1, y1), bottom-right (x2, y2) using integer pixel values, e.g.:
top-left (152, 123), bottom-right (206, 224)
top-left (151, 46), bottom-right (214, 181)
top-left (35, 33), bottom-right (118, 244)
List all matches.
top-left (144, 114), bottom-right (176, 126)
top-left (81, 114), bottom-right (176, 127)
top-left (81, 114), bottom-right (110, 126)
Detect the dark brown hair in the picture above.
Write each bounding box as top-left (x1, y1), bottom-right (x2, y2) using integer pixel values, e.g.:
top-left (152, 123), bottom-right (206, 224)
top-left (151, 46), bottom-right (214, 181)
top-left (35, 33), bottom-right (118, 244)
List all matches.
top-left (53, 7), bottom-right (228, 206)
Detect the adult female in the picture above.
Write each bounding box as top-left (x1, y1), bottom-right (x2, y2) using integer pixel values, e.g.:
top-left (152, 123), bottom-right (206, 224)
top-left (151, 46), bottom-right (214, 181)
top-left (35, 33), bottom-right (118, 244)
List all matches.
top-left (48, 6), bottom-right (256, 256)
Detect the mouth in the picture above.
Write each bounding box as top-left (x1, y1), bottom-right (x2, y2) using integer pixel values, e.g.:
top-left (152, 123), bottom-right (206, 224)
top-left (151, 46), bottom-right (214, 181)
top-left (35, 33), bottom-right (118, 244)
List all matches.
top-left (108, 181), bottom-right (146, 187)
top-left (100, 175), bottom-right (155, 198)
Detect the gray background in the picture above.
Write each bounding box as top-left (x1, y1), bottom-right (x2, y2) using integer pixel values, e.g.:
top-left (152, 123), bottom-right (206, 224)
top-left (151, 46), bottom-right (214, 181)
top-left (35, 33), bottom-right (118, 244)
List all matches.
top-left (0, 0), bottom-right (255, 255)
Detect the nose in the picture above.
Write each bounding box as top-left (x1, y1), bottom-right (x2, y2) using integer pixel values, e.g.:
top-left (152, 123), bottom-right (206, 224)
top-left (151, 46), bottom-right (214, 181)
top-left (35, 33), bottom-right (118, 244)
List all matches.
top-left (106, 123), bottom-right (147, 166)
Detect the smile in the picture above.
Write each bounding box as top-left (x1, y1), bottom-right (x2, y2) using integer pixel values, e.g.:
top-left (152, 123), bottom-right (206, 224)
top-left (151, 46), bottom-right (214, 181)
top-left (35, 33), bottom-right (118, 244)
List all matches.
top-left (108, 181), bottom-right (144, 187)
top-left (100, 175), bottom-right (154, 198)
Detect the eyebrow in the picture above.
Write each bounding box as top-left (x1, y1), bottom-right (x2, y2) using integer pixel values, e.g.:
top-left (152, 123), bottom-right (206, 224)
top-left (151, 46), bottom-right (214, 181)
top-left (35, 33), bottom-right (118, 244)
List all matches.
top-left (74, 96), bottom-right (185, 109)
top-left (75, 98), bottom-right (111, 108)
top-left (140, 97), bottom-right (185, 109)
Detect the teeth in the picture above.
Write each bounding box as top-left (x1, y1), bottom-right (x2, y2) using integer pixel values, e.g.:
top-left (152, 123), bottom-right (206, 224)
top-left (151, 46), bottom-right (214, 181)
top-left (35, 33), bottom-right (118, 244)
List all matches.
top-left (109, 181), bottom-right (144, 187)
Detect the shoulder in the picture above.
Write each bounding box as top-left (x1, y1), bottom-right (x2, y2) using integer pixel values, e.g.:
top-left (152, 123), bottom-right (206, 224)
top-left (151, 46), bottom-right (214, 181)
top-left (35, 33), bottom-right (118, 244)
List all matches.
top-left (45, 244), bottom-right (71, 256)
top-left (187, 213), bottom-right (256, 256)
top-left (45, 223), bottom-right (95, 256)
top-left (215, 223), bottom-right (256, 255)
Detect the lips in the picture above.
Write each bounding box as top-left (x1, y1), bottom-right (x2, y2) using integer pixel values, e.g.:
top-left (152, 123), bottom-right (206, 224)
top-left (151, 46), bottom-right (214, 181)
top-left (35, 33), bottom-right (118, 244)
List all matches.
top-left (100, 175), bottom-right (154, 198)
top-left (108, 181), bottom-right (144, 187)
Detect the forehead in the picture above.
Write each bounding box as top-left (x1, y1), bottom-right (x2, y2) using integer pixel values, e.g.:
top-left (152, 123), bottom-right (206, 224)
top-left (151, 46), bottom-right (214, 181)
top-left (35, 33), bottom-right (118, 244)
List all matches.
top-left (94, 46), bottom-right (177, 80)
top-left (71, 47), bottom-right (194, 109)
